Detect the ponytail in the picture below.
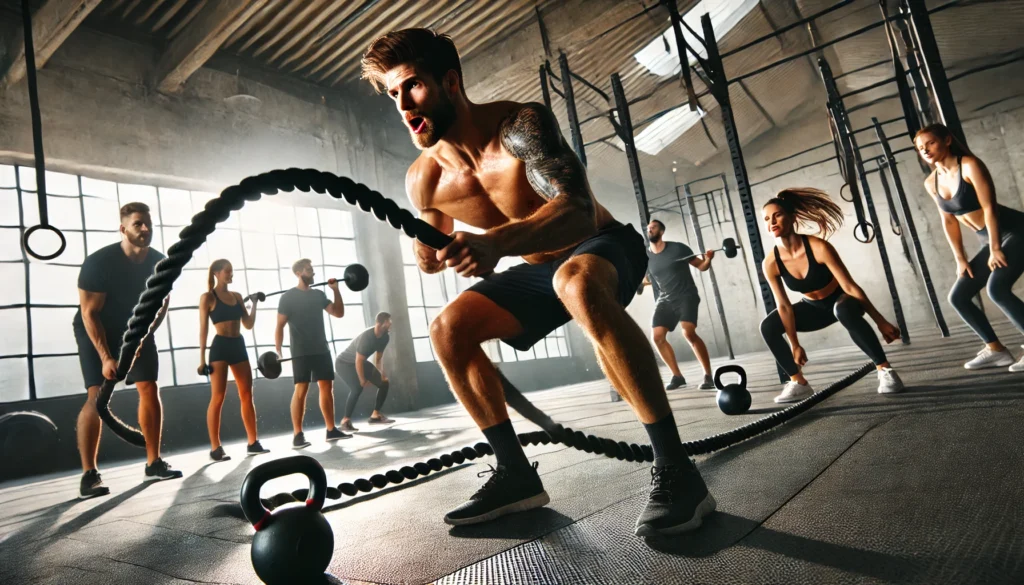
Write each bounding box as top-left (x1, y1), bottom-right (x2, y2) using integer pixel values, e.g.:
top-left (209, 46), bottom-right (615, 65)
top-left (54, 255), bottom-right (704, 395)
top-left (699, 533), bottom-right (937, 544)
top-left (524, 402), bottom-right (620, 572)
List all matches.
top-left (764, 188), bottom-right (844, 239)
top-left (207, 259), bottom-right (230, 292)
top-left (915, 123), bottom-right (972, 159)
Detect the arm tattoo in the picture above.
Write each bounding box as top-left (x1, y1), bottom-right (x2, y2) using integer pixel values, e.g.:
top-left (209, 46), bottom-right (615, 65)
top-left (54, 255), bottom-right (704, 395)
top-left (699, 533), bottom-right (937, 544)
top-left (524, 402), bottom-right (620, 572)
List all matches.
top-left (500, 103), bottom-right (594, 209)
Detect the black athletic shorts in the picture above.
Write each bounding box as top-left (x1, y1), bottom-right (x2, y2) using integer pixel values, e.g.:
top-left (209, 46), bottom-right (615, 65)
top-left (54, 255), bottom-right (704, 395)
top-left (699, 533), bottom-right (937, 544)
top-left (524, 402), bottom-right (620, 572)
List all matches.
top-left (652, 294), bottom-right (701, 331)
top-left (335, 359), bottom-right (383, 393)
top-left (74, 325), bottom-right (159, 389)
top-left (467, 221), bottom-right (647, 351)
top-left (209, 335), bottom-right (248, 365)
top-left (292, 352), bottom-right (334, 383)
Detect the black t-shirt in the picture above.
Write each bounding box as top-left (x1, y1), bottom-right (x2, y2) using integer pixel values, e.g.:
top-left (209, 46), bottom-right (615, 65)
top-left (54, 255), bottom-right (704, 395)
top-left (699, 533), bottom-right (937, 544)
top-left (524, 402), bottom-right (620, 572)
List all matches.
top-left (72, 243), bottom-right (165, 336)
top-left (647, 241), bottom-right (698, 303)
top-left (338, 327), bottom-right (390, 364)
top-left (278, 288), bottom-right (330, 356)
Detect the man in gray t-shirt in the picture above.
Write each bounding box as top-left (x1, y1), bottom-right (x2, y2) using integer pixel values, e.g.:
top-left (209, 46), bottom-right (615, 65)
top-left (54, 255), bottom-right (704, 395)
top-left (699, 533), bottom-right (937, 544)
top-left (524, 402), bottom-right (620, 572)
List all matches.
top-left (276, 258), bottom-right (349, 447)
top-left (640, 220), bottom-right (716, 391)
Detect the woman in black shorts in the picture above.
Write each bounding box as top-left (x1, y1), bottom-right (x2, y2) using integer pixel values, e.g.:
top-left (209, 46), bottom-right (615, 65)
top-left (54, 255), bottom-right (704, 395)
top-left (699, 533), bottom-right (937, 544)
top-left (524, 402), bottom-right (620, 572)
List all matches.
top-left (760, 188), bottom-right (905, 403)
top-left (198, 259), bottom-right (268, 460)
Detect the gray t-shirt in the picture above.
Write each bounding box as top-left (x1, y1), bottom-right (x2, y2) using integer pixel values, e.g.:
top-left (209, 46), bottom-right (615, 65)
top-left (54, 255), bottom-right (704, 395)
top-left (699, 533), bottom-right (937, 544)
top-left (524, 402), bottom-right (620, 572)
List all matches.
top-left (338, 327), bottom-right (390, 364)
top-left (647, 241), bottom-right (698, 303)
top-left (278, 288), bottom-right (330, 356)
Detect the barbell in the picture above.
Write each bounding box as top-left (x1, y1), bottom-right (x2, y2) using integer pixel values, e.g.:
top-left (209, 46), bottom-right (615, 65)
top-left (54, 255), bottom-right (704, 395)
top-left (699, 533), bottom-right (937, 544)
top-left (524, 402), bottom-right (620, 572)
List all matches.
top-left (243, 263), bottom-right (369, 303)
top-left (256, 352), bottom-right (289, 379)
top-left (676, 237), bottom-right (740, 263)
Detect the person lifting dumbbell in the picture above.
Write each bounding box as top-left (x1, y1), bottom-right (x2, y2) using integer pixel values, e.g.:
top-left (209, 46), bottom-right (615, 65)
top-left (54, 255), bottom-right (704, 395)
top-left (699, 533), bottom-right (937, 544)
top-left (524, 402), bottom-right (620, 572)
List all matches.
top-left (276, 259), bottom-right (351, 448)
top-left (640, 219), bottom-right (717, 391)
top-left (198, 259), bottom-right (269, 462)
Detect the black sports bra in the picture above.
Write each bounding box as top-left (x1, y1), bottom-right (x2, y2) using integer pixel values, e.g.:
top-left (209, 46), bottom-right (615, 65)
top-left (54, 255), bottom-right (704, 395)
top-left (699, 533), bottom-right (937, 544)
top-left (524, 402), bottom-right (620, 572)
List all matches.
top-left (209, 292), bottom-right (244, 324)
top-left (932, 157), bottom-right (980, 216)
top-left (774, 235), bottom-right (836, 294)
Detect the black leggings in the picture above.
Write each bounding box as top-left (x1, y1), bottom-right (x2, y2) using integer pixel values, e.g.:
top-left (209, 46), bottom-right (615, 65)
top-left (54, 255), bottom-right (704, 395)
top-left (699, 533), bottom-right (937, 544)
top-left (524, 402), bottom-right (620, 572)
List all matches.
top-left (760, 291), bottom-right (888, 376)
top-left (947, 226), bottom-right (1024, 343)
top-left (337, 361), bottom-right (388, 418)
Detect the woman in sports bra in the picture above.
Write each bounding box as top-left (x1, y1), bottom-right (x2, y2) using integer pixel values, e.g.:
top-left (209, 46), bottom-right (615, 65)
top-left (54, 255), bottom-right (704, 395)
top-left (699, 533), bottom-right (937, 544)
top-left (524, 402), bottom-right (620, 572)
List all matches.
top-left (917, 124), bottom-right (1024, 372)
top-left (760, 188), bottom-right (905, 403)
top-left (198, 259), bottom-right (269, 460)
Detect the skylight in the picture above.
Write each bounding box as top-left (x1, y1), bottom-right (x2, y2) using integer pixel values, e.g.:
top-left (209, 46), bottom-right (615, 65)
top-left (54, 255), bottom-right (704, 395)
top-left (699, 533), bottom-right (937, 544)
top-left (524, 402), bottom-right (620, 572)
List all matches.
top-left (633, 0), bottom-right (760, 77)
top-left (611, 104), bottom-right (706, 155)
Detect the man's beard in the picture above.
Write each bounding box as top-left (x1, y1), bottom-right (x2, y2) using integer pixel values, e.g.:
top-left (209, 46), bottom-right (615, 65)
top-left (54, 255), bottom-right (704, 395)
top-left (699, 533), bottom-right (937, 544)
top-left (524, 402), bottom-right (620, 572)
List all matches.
top-left (126, 232), bottom-right (151, 248)
top-left (301, 274), bottom-right (314, 285)
top-left (410, 97), bottom-right (456, 150)
top-left (648, 233), bottom-right (661, 243)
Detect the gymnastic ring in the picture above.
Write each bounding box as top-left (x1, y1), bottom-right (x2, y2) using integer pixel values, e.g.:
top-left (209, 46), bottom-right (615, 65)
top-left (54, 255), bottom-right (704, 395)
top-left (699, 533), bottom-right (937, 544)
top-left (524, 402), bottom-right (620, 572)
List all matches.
top-left (22, 224), bottom-right (67, 261)
top-left (853, 221), bottom-right (875, 244)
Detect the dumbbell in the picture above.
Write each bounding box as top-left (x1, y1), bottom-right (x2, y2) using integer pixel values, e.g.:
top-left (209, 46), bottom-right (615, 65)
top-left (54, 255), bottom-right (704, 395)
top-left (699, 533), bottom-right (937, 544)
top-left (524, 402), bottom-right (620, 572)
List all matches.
top-left (244, 263), bottom-right (369, 303)
top-left (676, 237), bottom-right (740, 262)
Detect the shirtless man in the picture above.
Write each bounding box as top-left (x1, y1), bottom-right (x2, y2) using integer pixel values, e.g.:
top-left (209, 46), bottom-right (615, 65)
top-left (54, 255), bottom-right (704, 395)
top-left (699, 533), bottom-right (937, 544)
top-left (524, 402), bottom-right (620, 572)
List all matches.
top-left (361, 29), bottom-right (715, 536)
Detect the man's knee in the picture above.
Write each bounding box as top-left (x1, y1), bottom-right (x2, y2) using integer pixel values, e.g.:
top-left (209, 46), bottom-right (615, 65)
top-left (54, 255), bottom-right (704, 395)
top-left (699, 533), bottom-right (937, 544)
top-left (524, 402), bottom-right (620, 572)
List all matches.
top-left (553, 256), bottom-right (616, 312)
top-left (430, 304), bottom-right (478, 363)
top-left (135, 382), bottom-right (159, 401)
top-left (651, 328), bottom-right (668, 345)
top-left (680, 323), bottom-right (699, 343)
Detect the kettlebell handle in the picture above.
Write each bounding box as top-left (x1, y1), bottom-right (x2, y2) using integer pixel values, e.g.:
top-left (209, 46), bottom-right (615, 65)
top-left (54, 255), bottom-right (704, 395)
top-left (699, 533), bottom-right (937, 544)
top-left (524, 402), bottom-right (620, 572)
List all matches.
top-left (714, 364), bottom-right (747, 391)
top-left (239, 455), bottom-right (328, 530)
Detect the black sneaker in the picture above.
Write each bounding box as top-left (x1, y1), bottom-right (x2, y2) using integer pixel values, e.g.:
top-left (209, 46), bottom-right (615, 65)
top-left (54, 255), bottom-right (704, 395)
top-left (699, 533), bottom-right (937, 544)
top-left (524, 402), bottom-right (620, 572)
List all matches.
top-left (339, 420), bottom-right (359, 432)
top-left (325, 428), bottom-right (352, 441)
top-left (293, 432), bottom-right (311, 449)
top-left (143, 459), bottom-right (184, 482)
top-left (79, 469), bottom-right (110, 500)
top-left (247, 441), bottom-right (270, 455)
top-left (634, 458), bottom-right (716, 537)
top-left (699, 375), bottom-right (716, 391)
top-left (210, 446), bottom-right (231, 462)
top-left (665, 375), bottom-right (687, 390)
top-left (444, 462), bottom-right (550, 526)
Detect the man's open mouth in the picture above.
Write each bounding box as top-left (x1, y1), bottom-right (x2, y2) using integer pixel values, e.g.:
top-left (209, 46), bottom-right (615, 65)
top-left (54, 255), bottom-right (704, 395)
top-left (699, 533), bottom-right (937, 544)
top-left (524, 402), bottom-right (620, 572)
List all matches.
top-left (408, 116), bottom-right (426, 134)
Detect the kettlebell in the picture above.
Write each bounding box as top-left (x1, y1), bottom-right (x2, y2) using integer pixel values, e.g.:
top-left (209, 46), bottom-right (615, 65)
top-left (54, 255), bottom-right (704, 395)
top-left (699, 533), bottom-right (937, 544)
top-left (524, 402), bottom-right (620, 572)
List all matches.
top-left (240, 455), bottom-right (334, 585)
top-left (714, 364), bottom-right (751, 415)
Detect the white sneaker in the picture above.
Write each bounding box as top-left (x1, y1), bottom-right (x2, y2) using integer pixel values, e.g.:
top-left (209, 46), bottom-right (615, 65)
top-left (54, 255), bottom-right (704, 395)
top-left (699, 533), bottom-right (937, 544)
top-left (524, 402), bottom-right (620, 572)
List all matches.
top-left (964, 347), bottom-right (1014, 370)
top-left (774, 381), bottom-right (813, 404)
top-left (1010, 347), bottom-right (1024, 373)
top-left (877, 368), bottom-right (905, 394)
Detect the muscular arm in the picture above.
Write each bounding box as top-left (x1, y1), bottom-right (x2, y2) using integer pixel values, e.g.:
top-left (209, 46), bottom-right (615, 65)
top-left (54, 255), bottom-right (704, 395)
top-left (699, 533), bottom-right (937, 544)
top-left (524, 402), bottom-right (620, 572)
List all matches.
top-left (240, 293), bottom-right (258, 329)
top-left (414, 209), bottom-right (453, 274)
top-left (374, 349), bottom-right (386, 379)
top-left (326, 287), bottom-right (345, 318)
top-left (817, 240), bottom-right (885, 324)
top-left (763, 258), bottom-right (800, 349)
top-left (489, 103), bottom-right (598, 256)
top-left (275, 313), bottom-right (287, 355)
top-left (963, 156), bottom-right (1001, 249)
top-left (690, 255), bottom-right (712, 272)
top-left (79, 290), bottom-right (112, 361)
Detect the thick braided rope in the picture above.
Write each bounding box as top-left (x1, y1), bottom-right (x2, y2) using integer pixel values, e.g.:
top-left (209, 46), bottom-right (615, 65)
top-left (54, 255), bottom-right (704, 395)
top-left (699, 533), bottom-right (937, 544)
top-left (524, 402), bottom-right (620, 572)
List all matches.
top-left (260, 362), bottom-right (874, 509)
top-left (95, 169), bottom-right (452, 446)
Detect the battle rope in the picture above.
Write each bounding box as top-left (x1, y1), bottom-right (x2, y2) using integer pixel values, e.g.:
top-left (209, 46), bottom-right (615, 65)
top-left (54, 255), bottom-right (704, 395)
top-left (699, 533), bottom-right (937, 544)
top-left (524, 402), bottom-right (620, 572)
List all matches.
top-left (260, 362), bottom-right (874, 509)
top-left (90, 167), bottom-right (873, 504)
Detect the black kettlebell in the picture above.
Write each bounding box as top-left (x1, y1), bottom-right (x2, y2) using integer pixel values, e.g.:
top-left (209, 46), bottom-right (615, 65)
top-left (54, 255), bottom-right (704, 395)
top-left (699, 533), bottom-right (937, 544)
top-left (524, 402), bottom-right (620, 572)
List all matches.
top-left (240, 455), bottom-right (334, 585)
top-left (714, 364), bottom-right (751, 415)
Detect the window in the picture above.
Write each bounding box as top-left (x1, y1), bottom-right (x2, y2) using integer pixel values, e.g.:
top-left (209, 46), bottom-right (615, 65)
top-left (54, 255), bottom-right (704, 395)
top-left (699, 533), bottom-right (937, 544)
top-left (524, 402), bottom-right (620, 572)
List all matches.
top-left (633, 0), bottom-right (759, 77)
top-left (0, 164), bottom-right (363, 403)
top-left (400, 231), bottom-right (571, 364)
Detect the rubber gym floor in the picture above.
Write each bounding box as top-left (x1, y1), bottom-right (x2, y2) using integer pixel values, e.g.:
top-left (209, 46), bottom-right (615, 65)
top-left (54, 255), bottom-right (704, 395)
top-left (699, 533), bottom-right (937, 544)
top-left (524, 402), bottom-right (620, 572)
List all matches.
top-left (1, 316), bottom-right (1022, 585)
